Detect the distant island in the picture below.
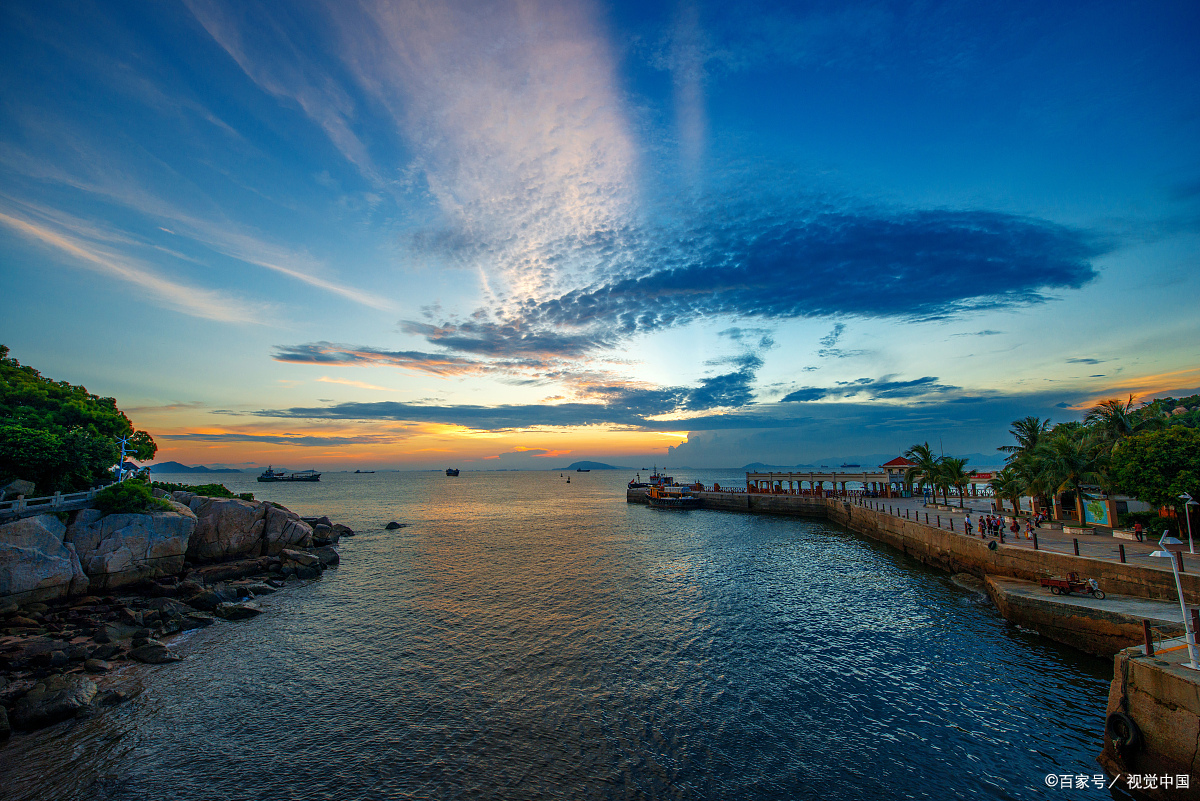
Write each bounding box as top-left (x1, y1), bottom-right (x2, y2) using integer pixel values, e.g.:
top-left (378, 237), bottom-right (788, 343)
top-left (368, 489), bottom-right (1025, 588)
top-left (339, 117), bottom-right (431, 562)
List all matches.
top-left (555, 461), bottom-right (630, 471)
top-left (148, 461), bottom-right (244, 474)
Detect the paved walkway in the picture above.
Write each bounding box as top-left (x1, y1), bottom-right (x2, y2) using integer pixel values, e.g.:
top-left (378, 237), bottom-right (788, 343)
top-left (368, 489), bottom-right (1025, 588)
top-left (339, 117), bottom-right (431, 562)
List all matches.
top-left (845, 493), bottom-right (1200, 574)
top-left (987, 576), bottom-right (1185, 624)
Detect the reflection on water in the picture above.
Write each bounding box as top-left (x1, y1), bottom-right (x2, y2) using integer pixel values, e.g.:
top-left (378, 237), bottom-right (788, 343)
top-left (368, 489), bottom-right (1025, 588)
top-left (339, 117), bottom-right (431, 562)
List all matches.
top-left (0, 470), bottom-right (1114, 800)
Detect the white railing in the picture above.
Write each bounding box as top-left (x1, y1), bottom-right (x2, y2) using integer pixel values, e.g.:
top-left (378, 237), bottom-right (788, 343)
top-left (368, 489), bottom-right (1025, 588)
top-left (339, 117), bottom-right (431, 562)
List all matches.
top-left (0, 484), bottom-right (114, 519)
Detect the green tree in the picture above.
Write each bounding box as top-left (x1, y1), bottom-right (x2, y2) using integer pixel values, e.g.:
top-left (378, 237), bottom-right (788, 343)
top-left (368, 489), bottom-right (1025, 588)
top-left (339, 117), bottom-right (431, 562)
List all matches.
top-left (1085, 395), bottom-right (1163, 455)
top-left (998, 416), bottom-right (1051, 464)
top-left (904, 442), bottom-right (942, 501)
top-left (1036, 427), bottom-right (1104, 520)
top-left (0, 344), bottom-right (157, 492)
top-left (988, 466), bottom-right (1026, 515)
top-left (1110, 428), bottom-right (1200, 521)
top-left (938, 456), bottom-right (976, 508)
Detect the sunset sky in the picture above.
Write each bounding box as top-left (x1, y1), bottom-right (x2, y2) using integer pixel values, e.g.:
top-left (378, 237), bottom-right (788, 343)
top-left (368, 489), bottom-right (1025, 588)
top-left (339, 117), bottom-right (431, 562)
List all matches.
top-left (1, 0), bottom-right (1198, 470)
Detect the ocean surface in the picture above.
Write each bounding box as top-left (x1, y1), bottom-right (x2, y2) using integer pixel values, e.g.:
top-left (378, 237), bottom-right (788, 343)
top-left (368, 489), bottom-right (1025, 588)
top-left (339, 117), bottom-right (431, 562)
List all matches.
top-left (1, 469), bottom-right (1122, 800)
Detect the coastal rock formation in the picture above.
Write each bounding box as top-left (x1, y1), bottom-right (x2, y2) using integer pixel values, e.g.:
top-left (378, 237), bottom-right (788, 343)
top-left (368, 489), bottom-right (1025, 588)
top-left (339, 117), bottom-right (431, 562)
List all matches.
top-left (186, 498), bottom-right (269, 562)
top-left (65, 503), bottom-right (197, 590)
top-left (263, 506), bottom-right (313, 555)
top-left (0, 515), bottom-right (89, 604)
top-left (11, 674), bottom-right (97, 729)
top-left (1, 479), bottom-right (35, 500)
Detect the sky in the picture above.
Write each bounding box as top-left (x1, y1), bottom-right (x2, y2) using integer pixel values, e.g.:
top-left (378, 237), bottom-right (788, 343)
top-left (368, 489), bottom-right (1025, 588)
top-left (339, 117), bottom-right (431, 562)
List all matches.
top-left (1, 0), bottom-right (1198, 471)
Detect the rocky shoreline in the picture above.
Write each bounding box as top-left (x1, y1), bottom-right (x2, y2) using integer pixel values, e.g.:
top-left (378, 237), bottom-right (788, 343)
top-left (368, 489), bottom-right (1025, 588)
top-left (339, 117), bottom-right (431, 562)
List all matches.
top-left (0, 490), bottom-right (354, 740)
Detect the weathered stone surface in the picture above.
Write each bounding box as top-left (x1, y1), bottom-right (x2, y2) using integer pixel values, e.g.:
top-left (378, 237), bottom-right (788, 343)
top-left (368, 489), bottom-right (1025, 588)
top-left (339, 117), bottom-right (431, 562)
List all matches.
top-left (65, 504), bottom-right (196, 590)
top-left (188, 557), bottom-right (273, 584)
top-left (0, 705), bottom-right (8, 739)
top-left (385, 521), bottom-right (402, 530)
top-left (214, 601), bottom-right (263, 621)
top-left (184, 585), bottom-right (237, 611)
top-left (311, 523), bottom-right (337, 546)
top-left (263, 506), bottom-right (313, 556)
top-left (188, 499), bottom-right (269, 562)
top-left (295, 565), bottom-right (322, 580)
top-left (129, 640), bottom-right (182, 664)
top-left (280, 548), bottom-right (318, 567)
top-left (313, 546), bottom-right (340, 567)
top-left (332, 523), bottom-right (354, 537)
top-left (12, 675), bottom-right (98, 729)
top-left (0, 514), bottom-right (89, 604)
top-left (1, 479), bottom-right (35, 500)
top-left (183, 612), bottom-right (215, 629)
top-left (84, 658), bottom-right (111, 673)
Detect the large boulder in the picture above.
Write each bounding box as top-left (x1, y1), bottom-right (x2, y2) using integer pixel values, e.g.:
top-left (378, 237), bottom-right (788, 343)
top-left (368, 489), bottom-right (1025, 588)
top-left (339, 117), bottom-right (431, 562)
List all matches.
top-left (0, 515), bottom-right (89, 604)
top-left (65, 503), bottom-right (196, 590)
top-left (1, 479), bottom-right (35, 501)
top-left (263, 505), bottom-right (313, 555)
top-left (11, 675), bottom-right (98, 729)
top-left (188, 499), bottom-right (269, 562)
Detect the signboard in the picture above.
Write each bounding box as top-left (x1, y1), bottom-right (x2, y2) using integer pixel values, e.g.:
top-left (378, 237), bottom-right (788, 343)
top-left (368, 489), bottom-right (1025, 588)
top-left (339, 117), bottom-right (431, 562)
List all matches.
top-left (1083, 498), bottom-right (1110, 526)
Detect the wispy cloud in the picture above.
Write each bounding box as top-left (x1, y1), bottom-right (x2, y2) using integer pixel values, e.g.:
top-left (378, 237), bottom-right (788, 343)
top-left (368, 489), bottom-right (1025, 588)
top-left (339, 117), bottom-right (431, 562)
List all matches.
top-left (781, 375), bottom-right (960, 403)
top-left (315, 376), bottom-right (392, 391)
top-left (0, 208), bottom-right (267, 324)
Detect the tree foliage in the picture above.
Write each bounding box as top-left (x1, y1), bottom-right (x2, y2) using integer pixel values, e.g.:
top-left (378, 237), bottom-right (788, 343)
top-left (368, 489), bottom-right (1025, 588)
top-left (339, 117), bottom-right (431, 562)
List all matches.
top-left (1110, 428), bottom-right (1200, 514)
top-left (0, 344), bottom-right (157, 492)
top-left (94, 480), bottom-right (171, 515)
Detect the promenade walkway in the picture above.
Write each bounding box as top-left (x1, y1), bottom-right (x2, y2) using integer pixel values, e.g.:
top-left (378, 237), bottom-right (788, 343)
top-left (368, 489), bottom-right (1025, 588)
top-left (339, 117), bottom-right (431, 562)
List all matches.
top-left (850, 493), bottom-right (1200, 574)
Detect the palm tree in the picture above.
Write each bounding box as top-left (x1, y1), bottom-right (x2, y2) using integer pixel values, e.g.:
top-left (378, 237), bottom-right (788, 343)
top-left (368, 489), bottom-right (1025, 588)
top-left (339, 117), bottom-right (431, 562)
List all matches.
top-left (1037, 428), bottom-right (1104, 520)
top-left (998, 416), bottom-right (1051, 464)
top-left (904, 442), bottom-right (942, 501)
top-left (939, 457), bottom-right (977, 507)
top-left (1085, 395), bottom-right (1164, 455)
top-left (988, 466), bottom-right (1025, 515)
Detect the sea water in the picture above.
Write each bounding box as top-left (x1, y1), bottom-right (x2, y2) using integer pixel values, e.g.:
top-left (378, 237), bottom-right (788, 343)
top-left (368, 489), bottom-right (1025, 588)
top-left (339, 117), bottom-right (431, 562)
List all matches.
top-left (0, 470), bottom-right (1119, 800)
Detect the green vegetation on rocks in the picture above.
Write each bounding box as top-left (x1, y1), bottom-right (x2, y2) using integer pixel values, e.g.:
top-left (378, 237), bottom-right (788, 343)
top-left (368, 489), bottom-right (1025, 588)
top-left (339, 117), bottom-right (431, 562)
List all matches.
top-left (94, 481), bottom-right (171, 515)
top-left (0, 345), bottom-right (157, 492)
top-left (151, 481), bottom-right (253, 501)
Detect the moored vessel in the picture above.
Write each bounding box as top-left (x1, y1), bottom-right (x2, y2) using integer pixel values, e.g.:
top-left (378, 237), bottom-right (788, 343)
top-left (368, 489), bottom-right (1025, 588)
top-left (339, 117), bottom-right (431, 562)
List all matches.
top-left (647, 484), bottom-right (701, 509)
top-left (446, 468), bottom-right (460, 476)
top-left (257, 466), bottom-right (321, 482)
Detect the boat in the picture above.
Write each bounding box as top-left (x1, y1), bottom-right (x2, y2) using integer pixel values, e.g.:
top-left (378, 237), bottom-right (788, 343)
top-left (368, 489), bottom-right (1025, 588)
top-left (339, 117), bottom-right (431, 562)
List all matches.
top-left (647, 467), bottom-right (673, 487)
top-left (257, 466), bottom-right (321, 482)
top-left (647, 484), bottom-right (701, 509)
top-left (628, 472), bottom-right (649, 489)
top-left (576, 468), bottom-right (590, 472)
top-left (841, 463), bottom-right (861, 468)
top-left (354, 470), bottom-right (375, 474)
top-left (446, 468), bottom-right (460, 476)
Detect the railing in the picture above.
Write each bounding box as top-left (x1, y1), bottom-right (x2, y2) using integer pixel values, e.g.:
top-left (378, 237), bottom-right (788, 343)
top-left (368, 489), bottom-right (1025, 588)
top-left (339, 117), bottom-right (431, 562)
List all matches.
top-left (0, 484), bottom-right (113, 520)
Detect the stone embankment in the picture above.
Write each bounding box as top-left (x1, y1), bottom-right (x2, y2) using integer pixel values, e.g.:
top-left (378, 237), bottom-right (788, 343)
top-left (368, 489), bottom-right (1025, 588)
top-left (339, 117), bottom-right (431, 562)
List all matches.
top-left (0, 490), bottom-right (354, 739)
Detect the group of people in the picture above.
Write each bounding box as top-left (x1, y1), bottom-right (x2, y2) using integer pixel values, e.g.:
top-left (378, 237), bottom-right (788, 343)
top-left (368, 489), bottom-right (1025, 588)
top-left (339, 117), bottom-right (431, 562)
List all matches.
top-left (965, 512), bottom-right (1034, 542)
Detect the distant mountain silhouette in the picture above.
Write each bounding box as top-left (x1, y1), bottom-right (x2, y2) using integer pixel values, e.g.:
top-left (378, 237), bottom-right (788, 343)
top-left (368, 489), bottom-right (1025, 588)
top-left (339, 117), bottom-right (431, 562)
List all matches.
top-left (148, 461), bottom-right (243, 474)
top-left (555, 461), bottom-right (630, 470)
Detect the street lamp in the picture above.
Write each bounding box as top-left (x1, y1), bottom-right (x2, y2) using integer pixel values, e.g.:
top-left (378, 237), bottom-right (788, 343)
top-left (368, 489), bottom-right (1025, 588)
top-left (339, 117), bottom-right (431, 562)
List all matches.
top-left (1149, 532), bottom-right (1200, 670)
top-left (1180, 493), bottom-right (1198, 555)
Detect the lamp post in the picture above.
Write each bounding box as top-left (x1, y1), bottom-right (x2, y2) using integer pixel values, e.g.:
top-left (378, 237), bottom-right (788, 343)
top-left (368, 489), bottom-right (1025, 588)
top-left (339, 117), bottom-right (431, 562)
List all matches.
top-left (1180, 493), bottom-right (1198, 555)
top-left (1150, 532), bottom-right (1200, 670)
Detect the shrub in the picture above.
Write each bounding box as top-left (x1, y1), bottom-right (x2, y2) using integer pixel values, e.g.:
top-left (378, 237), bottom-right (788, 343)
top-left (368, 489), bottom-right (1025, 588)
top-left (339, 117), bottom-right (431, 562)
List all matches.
top-left (94, 481), bottom-right (171, 515)
top-left (150, 481), bottom-right (253, 501)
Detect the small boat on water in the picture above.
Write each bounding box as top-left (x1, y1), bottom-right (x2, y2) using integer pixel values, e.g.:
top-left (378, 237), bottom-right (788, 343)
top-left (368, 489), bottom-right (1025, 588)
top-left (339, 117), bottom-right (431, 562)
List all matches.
top-left (354, 470), bottom-right (375, 474)
top-left (628, 472), bottom-right (649, 489)
top-left (257, 466), bottom-right (321, 482)
top-left (446, 468), bottom-right (460, 476)
top-left (647, 484), bottom-right (701, 509)
top-left (576, 468), bottom-right (590, 472)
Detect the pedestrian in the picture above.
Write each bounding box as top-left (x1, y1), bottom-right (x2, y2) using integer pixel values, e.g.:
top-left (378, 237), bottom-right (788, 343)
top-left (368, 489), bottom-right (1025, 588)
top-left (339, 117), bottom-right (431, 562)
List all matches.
top-left (965, 514), bottom-right (973, 536)
top-left (1134, 521), bottom-right (1143, 543)
top-left (1025, 519), bottom-right (1034, 540)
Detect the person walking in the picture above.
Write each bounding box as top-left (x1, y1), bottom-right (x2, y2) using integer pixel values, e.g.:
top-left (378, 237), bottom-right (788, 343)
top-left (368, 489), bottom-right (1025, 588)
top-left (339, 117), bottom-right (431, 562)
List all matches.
top-left (1134, 521), bottom-right (1144, 543)
top-left (965, 514), bottom-right (973, 536)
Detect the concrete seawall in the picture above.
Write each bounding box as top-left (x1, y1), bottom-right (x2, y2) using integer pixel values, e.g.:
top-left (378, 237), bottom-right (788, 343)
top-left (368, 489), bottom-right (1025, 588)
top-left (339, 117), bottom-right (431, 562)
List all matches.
top-left (629, 489), bottom-right (1200, 605)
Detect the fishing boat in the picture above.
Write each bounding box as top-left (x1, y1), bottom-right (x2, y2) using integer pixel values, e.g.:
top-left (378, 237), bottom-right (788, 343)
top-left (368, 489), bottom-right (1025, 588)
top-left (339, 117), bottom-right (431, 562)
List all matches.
top-left (628, 472), bottom-right (649, 489)
top-left (647, 484), bottom-right (701, 509)
top-left (445, 468), bottom-right (460, 476)
top-left (257, 466), bottom-right (321, 482)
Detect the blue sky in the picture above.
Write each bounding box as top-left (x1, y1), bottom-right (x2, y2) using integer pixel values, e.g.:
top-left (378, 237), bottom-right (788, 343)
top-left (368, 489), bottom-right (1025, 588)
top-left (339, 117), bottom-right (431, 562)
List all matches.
top-left (1, 0), bottom-right (1198, 469)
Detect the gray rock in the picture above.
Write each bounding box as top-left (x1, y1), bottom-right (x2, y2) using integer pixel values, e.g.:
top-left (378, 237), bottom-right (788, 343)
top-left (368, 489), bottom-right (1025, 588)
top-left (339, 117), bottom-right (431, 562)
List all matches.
top-left (0, 705), bottom-right (8, 739)
top-left (95, 689), bottom-right (127, 706)
top-left (295, 565), bottom-right (322, 580)
top-left (280, 548), bottom-right (318, 567)
top-left (1, 479), bottom-right (35, 501)
top-left (89, 644), bottom-right (120, 660)
top-left (84, 658), bottom-right (111, 673)
top-left (311, 523), bottom-right (337, 546)
top-left (142, 597), bottom-right (194, 617)
top-left (332, 523), bottom-right (354, 537)
top-left (385, 521), bottom-right (402, 530)
top-left (183, 612), bottom-right (214, 629)
top-left (188, 498), bottom-right (270, 562)
top-left (0, 514), bottom-right (89, 604)
top-left (65, 505), bottom-right (196, 590)
top-left (214, 601), bottom-right (263, 621)
top-left (129, 640), bottom-right (182, 664)
top-left (313, 546), bottom-right (340, 567)
top-left (263, 506), bottom-right (313, 556)
top-left (184, 585), bottom-right (236, 611)
top-left (12, 675), bottom-right (98, 729)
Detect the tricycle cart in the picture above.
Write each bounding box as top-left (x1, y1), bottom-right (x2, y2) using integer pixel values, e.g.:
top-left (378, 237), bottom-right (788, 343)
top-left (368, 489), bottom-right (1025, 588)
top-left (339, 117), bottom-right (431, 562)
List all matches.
top-left (1040, 571), bottom-right (1105, 599)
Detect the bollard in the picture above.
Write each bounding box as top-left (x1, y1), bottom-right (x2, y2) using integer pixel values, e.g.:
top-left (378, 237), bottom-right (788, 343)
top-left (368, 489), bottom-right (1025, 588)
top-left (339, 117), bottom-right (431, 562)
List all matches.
top-left (926, 512), bottom-right (929, 524)
top-left (951, 518), bottom-right (955, 531)
top-left (1119, 543), bottom-right (1126, 564)
top-left (937, 515), bottom-right (941, 528)
top-left (1033, 532), bottom-right (1039, 551)
top-left (1177, 552), bottom-right (1186, 574)
top-left (1073, 538), bottom-right (1080, 556)
top-left (1192, 609), bottom-right (1200, 643)
top-left (1143, 620), bottom-right (1154, 656)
